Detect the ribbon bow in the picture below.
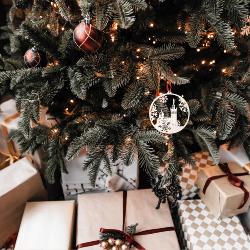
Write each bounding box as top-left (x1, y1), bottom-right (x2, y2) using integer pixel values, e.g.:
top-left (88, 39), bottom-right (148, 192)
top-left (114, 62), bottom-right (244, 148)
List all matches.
top-left (203, 163), bottom-right (249, 209)
top-left (76, 191), bottom-right (175, 249)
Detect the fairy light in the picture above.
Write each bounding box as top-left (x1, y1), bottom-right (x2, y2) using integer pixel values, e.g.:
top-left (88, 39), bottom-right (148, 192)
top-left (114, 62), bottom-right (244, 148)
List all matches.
top-left (209, 60), bottom-right (215, 65)
top-left (221, 68), bottom-right (227, 73)
top-left (174, 73), bottom-right (177, 76)
top-left (149, 22), bottom-right (154, 28)
top-left (113, 22), bottom-right (118, 30)
top-left (61, 27), bottom-right (65, 31)
top-left (136, 55), bottom-right (139, 59)
top-left (178, 26), bottom-right (182, 30)
top-left (148, 37), bottom-right (151, 41)
top-left (153, 41), bottom-right (156, 44)
top-left (144, 90), bottom-right (150, 96)
top-left (50, 2), bottom-right (54, 6)
top-left (121, 61), bottom-right (125, 65)
top-left (136, 76), bottom-right (140, 80)
top-left (51, 128), bottom-right (59, 135)
top-left (196, 48), bottom-right (201, 52)
top-left (110, 34), bottom-right (115, 42)
top-left (201, 60), bottom-right (206, 65)
top-left (47, 24), bottom-right (51, 29)
top-left (53, 3), bottom-right (57, 8)
top-left (69, 99), bottom-right (74, 104)
top-left (136, 48), bottom-right (141, 52)
top-left (40, 16), bottom-right (43, 19)
top-left (125, 136), bottom-right (132, 144)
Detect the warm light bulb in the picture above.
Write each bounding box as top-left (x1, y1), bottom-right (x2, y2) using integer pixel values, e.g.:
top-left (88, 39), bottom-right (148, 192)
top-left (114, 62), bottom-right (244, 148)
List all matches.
top-left (136, 48), bottom-right (141, 52)
top-left (121, 61), bottom-right (125, 64)
top-left (201, 60), bottom-right (206, 65)
top-left (149, 22), bottom-right (154, 28)
top-left (61, 27), bottom-right (65, 31)
top-left (174, 73), bottom-right (177, 76)
top-left (47, 24), bottom-right (51, 29)
top-left (136, 76), bottom-right (140, 80)
top-left (153, 41), bottom-right (156, 44)
top-left (178, 26), bottom-right (181, 30)
top-left (224, 49), bottom-right (227, 53)
top-left (196, 48), bottom-right (200, 52)
top-left (209, 60), bottom-right (215, 65)
top-left (148, 37), bottom-right (151, 41)
top-left (221, 68), bottom-right (226, 73)
top-left (69, 99), bottom-right (74, 104)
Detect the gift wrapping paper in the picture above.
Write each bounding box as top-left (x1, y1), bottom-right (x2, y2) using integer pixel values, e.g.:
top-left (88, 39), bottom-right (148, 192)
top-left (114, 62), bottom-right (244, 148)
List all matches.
top-left (219, 144), bottom-right (250, 171)
top-left (77, 189), bottom-right (180, 250)
top-left (14, 200), bottom-right (75, 250)
top-left (179, 151), bottom-right (214, 200)
top-left (0, 157), bottom-right (47, 247)
top-left (196, 162), bottom-right (250, 218)
top-left (179, 199), bottom-right (250, 250)
top-left (62, 150), bottom-right (138, 199)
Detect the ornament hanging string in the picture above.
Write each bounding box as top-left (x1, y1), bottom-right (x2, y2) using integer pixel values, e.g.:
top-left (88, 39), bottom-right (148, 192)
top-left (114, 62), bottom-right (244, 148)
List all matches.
top-left (166, 80), bottom-right (172, 93)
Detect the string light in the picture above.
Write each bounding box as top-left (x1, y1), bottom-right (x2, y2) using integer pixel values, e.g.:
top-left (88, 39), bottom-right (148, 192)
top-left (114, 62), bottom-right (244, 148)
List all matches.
top-left (209, 60), bottom-right (215, 65)
top-left (224, 49), bottom-right (227, 53)
top-left (136, 48), bottom-right (141, 52)
top-left (148, 37), bottom-right (151, 41)
top-left (173, 73), bottom-right (177, 76)
top-left (178, 26), bottom-right (182, 30)
top-left (136, 76), bottom-right (140, 80)
top-left (47, 24), bottom-right (51, 29)
top-left (144, 90), bottom-right (150, 96)
top-left (149, 22), bottom-right (154, 28)
top-left (69, 99), bottom-right (74, 104)
top-left (136, 55), bottom-right (139, 58)
top-left (196, 48), bottom-right (201, 52)
top-left (221, 68), bottom-right (227, 73)
top-left (61, 27), bottom-right (65, 31)
top-left (201, 60), bottom-right (206, 65)
top-left (121, 61), bottom-right (125, 64)
top-left (110, 34), bottom-right (115, 42)
top-left (152, 41), bottom-right (156, 44)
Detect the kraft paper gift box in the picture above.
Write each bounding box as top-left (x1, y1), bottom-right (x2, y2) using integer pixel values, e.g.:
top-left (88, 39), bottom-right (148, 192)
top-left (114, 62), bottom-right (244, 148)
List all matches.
top-left (0, 157), bottom-right (47, 247)
top-left (62, 149), bottom-right (139, 200)
top-left (220, 144), bottom-right (250, 169)
top-left (196, 162), bottom-right (250, 218)
top-left (14, 200), bottom-right (75, 250)
top-left (77, 189), bottom-right (180, 250)
top-left (179, 151), bottom-right (214, 200)
top-left (178, 199), bottom-right (250, 250)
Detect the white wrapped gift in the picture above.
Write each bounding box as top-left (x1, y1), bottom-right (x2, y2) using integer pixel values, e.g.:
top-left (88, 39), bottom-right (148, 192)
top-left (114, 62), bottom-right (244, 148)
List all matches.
top-left (62, 150), bottom-right (139, 199)
top-left (0, 157), bottom-right (47, 247)
top-left (14, 200), bottom-right (75, 250)
top-left (179, 199), bottom-right (250, 250)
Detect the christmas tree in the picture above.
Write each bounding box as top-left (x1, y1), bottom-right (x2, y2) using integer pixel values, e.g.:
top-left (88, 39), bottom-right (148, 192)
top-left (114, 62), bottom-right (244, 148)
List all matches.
top-left (0, 0), bottom-right (249, 204)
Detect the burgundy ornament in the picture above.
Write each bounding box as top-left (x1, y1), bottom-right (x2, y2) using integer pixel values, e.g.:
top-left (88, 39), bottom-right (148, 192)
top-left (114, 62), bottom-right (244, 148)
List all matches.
top-left (73, 21), bottom-right (103, 53)
top-left (24, 48), bottom-right (41, 68)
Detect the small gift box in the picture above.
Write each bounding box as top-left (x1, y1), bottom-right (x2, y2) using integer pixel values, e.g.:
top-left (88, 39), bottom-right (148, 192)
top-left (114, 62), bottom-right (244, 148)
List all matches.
top-left (179, 151), bottom-right (214, 200)
top-left (0, 157), bottom-right (47, 247)
top-left (77, 189), bottom-right (180, 250)
top-left (196, 162), bottom-right (250, 218)
top-left (14, 200), bottom-right (75, 250)
top-left (220, 144), bottom-right (250, 171)
top-left (178, 199), bottom-right (250, 250)
top-left (62, 149), bottom-right (139, 200)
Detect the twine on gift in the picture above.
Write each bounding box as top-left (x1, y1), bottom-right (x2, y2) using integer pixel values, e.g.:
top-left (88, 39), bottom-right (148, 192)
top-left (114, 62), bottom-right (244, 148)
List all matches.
top-left (76, 191), bottom-right (175, 249)
top-left (202, 163), bottom-right (249, 209)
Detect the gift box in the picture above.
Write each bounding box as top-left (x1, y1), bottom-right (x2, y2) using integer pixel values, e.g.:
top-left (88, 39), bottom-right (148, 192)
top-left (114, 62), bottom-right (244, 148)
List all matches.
top-left (239, 208), bottom-right (250, 234)
top-left (179, 151), bottom-right (214, 200)
top-left (0, 157), bottom-right (47, 247)
top-left (14, 200), bottom-right (75, 250)
top-left (0, 99), bottom-right (20, 163)
top-left (62, 150), bottom-right (139, 199)
top-left (220, 144), bottom-right (250, 171)
top-left (178, 199), bottom-right (250, 250)
top-left (77, 189), bottom-right (180, 250)
top-left (196, 162), bottom-right (250, 218)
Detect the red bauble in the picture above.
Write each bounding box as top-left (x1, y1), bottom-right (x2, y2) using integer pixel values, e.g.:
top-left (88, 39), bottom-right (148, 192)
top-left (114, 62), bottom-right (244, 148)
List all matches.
top-left (24, 48), bottom-right (41, 68)
top-left (73, 21), bottom-right (103, 53)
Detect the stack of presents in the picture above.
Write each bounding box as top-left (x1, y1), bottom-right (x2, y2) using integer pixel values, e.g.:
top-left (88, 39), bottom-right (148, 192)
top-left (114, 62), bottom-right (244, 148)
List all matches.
top-left (1, 98), bottom-right (250, 249)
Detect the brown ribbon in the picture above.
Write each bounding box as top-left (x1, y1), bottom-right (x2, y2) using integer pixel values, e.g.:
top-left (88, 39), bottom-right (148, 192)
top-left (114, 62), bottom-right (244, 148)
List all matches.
top-left (203, 163), bottom-right (249, 209)
top-left (76, 191), bottom-right (175, 249)
top-left (0, 113), bottom-right (20, 169)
